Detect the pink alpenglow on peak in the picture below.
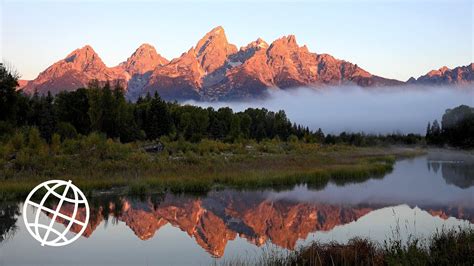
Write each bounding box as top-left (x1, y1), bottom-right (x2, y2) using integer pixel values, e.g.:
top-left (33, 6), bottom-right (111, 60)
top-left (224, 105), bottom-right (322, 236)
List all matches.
top-left (119, 43), bottom-right (169, 75)
top-left (22, 26), bottom-right (472, 101)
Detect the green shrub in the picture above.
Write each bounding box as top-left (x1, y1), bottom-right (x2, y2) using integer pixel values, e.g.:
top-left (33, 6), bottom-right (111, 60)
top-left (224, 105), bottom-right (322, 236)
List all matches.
top-left (57, 122), bottom-right (78, 140)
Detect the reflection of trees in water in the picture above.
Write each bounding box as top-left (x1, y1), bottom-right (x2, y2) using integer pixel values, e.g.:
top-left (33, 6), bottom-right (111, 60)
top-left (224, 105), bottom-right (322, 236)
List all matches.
top-left (0, 203), bottom-right (19, 243)
top-left (427, 161), bottom-right (474, 188)
top-left (441, 163), bottom-right (474, 189)
top-left (432, 162), bottom-right (440, 173)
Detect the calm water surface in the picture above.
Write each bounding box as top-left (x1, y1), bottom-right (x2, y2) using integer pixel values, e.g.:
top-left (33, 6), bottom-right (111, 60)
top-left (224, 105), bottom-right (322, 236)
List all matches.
top-left (0, 151), bottom-right (473, 265)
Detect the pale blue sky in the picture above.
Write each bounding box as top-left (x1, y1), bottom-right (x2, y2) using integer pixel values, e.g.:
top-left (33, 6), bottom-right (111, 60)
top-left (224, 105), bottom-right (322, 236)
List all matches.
top-left (1, 0), bottom-right (472, 81)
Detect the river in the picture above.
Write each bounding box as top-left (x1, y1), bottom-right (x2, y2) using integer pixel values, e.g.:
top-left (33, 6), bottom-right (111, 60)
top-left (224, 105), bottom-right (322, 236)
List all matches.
top-left (0, 150), bottom-right (473, 265)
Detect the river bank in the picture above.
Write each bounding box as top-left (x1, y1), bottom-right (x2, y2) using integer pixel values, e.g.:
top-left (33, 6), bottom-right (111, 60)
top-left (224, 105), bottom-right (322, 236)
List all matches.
top-left (219, 227), bottom-right (474, 266)
top-left (0, 133), bottom-right (424, 200)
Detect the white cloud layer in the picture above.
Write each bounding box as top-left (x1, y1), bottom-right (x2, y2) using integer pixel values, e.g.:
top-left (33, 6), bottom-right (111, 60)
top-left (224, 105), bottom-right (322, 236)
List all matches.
top-left (185, 86), bottom-right (474, 134)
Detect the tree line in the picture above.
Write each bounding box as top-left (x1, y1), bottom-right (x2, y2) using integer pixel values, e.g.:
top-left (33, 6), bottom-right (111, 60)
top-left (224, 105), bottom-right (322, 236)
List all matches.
top-left (0, 64), bottom-right (316, 143)
top-left (426, 105), bottom-right (474, 148)
top-left (4, 63), bottom-right (470, 147)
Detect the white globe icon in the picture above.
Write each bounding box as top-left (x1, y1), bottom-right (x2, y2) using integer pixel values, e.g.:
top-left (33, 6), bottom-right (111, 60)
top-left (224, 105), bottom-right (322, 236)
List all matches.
top-left (23, 180), bottom-right (90, 247)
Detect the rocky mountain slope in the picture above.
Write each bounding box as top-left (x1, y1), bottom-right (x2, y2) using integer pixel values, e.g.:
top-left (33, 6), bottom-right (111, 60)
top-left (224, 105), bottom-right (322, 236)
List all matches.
top-left (117, 43), bottom-right (169, 75)
top-left (20, 26), bottom-right (472, 101)
top-left (17, 80), bottom-right (28, 89)
top-left (408, 63), bottom-right (474, 85)
top-left (22, 45), bottom-right (128, 94)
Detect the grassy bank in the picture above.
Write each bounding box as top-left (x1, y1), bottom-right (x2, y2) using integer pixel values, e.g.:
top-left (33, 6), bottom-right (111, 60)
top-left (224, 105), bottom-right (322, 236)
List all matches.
top-left (219, 227), bottom-right (474, 266)
top-left (0, 130), bottom-right (424, 200)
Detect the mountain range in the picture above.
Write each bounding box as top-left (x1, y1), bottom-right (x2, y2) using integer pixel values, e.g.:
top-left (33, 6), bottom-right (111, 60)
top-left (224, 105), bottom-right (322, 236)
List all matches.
top-left (51, 191), bottom-right (474, 258)
top-left (19, 26), bottom-right (473, 101)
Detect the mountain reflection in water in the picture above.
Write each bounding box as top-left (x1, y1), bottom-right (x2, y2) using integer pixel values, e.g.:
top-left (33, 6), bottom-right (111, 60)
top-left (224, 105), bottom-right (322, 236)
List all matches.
top-left (0, 154), bottom-right (473, 264)
top-left (38, 189), bottom-right (474, 258)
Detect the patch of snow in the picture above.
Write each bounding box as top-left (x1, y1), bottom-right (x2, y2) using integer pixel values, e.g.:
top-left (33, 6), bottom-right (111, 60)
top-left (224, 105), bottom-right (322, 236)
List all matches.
top-left (228, 61), bottom-right (242, 67)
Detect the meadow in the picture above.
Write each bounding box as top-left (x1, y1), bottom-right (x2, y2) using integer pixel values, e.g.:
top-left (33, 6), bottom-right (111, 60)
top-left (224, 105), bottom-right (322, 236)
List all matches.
top-left (0, 128), bottom-right (423, 200)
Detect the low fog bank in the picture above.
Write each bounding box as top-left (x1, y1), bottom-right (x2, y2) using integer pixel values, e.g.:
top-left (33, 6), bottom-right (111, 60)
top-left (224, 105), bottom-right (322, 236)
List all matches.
top-left (185, 86), bottom-right (474, 134)
top-left (427, 149), bottom-right (474, 163)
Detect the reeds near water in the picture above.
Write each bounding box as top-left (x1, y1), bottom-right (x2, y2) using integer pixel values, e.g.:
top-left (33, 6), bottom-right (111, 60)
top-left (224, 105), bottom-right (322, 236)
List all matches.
top-left (218, 226), bottom-right (474, 266)
top-left (0, 132), bottom-right (422, 200)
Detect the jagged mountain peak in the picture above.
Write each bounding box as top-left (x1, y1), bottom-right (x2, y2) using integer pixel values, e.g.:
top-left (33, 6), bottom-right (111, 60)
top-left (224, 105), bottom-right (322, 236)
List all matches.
top-left (255, 37), bottom-right (269, 48)
top-left (195, 26), bottom-right (231, 55)
top-left (121, 43), bottom-right (169, 75)
top-left (285, 34), bottom-right (297, 43)
top-left (268, 35), bottom-right (301, 50)
top-left (209, 25), bottom-right (225, 35)
top-left (64, 45), bottom-right (105, 68)
top-left (131, 43), bottom-right (160, 58)
top-left (243, 38), bottom-right (269, 51)
top-left (410, 63), bottom-right (473, 85)
top-left (427, 66), bottom-right (450, 77)
top-left (200, 25), bottom-right (227, 41)
top-left (22, 44), bottom-right (127, 94)
top-left (136, 43), bottom-right (156, 50)
top-left (26, 27), bottom-right (470, 101)
top-left (68, 44), bottom-right (95, 54)
top-left (194, 26), bottom-right (238, 73)
top-left (281, 34), bottom-right (298, 45)
top-left (440, 66), bottom-right (450, 71)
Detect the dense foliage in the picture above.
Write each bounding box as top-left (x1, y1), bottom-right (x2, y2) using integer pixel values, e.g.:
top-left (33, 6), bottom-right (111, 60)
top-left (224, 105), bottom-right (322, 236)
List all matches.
top-left (0, 65), bottom-right (315, 143)
top-left (426, 105), bottom-right (474, 148)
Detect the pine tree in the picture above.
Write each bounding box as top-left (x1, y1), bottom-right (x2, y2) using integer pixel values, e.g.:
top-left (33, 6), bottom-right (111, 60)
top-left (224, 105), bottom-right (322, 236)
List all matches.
top-left (430, 120), bottom-right (441, 145)
top-left (0, 63), bottom-right (19, 124)
top-left (425, 122), bottom-right (432, 144)
top-left (144, 93), bottom-right (172, 140)
top-left (315, 128), bottom-right (325, 143)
